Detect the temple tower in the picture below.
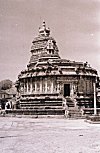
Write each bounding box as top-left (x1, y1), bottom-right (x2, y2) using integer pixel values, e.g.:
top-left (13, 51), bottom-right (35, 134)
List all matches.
top-left (15, 21), bottom-right (98, 117)
top-left (28, 21), bottom-right (60, 69)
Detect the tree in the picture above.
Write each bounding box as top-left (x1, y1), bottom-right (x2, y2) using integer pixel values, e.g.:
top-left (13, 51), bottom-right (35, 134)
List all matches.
top-left (0, 79), bottom-right (13, 90)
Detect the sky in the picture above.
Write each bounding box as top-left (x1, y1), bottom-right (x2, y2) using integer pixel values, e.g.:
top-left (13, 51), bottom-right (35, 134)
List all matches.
top-left (0, 0), bottom-right (100, 82)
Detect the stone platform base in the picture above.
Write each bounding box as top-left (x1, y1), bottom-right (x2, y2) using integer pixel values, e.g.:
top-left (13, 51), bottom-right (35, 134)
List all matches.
top-left (85, 115), bottom-right (100, 124)
top-left (0, 113), bottom-right (65, 119)
top-left (5, 109), bottom-right (65, 116)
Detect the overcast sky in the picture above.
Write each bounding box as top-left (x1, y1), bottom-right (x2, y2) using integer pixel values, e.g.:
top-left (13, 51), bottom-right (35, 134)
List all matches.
top-left (0, 0), bottom-right (100, 82)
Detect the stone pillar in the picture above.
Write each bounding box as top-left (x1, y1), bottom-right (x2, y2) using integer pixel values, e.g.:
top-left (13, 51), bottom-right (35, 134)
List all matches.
top-left (93, 82), bottom-right (97, 115)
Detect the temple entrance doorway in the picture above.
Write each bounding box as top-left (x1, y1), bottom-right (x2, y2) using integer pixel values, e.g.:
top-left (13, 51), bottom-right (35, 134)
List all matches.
top-left (64, 84), bottom-right (70, 97)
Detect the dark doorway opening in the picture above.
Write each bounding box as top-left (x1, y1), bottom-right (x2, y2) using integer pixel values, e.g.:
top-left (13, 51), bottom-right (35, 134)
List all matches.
top-left (64, 84), bottom-right (70, 97)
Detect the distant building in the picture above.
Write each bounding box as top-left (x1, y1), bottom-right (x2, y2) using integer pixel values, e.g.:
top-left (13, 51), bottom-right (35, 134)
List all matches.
top-left (0, 90), bottom-right (10, 99)
top-left (16, 21), bottom-right (99, 116)
top-left (0, 87), bottom-right (16, 109)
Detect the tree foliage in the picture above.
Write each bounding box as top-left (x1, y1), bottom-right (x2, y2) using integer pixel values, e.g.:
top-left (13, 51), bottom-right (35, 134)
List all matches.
top-left (0, 79), bottom-right (13, 90)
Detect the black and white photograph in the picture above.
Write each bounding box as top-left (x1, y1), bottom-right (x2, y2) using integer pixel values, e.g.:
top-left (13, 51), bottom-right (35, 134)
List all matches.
top-left (0, 0), bottom-right (100, 153)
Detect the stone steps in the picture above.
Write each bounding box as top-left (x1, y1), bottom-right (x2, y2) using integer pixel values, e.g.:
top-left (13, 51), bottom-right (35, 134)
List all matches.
top-left (66, 108), bottom-right (83, 119)
top-left (66, 98), bottom-right (74, 107)
top-left (21, 97), bottom-right (63, 101)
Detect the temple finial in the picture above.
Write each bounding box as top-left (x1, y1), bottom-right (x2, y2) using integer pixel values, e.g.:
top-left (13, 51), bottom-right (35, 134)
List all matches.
top-left (42, 20), bottom-right (46, 27)
top-left (39, 21), bottom-right (50, 36)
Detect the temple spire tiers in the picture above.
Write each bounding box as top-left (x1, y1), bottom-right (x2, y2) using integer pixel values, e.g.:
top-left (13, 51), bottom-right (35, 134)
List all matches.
top-left (28, 21), bottom-right (60, 69)
top-left (14, 21), bottom-right (99, 117)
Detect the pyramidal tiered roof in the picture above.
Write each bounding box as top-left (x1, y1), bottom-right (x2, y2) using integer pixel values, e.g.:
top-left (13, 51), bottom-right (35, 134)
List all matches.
top-left (17, 21), bottom-right (97, 80)
top-left (28, 21), bottom-right (60, 68)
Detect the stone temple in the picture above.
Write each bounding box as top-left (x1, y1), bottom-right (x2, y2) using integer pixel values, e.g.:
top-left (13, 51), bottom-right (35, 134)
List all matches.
top-left (15, 21), bottom-right (98, 116)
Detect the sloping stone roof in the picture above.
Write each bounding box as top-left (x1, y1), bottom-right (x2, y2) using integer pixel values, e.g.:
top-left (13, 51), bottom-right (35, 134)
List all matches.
top-left (0, 87), bottom-right (17, 96)
top-left (6, 87), bottom-right (17, 95)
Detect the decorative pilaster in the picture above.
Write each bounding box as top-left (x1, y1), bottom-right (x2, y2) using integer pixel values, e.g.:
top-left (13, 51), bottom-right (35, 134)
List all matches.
top-left (57, 82), bottom-right (60, 93)
top-left (23, 79), bottom-right (25, 94)
top-left (40, 78), bottom-right (42, 93)
top-left (35, 81), bottom-right (37, 93)
top-left (45, 79), bottom-right (47, 93)
top-left (51, 81), bottom-right (53, 93)
top-left (30, 78), bottom-right (32, 93)
top-left (32, 79), bottom-right (35, 93)
top-left (70, 84), bottom-right (73, 97)
top-left (27, 79), bottom-right (28, 93)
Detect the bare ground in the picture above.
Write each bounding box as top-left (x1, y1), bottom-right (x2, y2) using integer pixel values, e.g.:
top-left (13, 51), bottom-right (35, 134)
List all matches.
top-left (0, 117), bottom-right (100, 153)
